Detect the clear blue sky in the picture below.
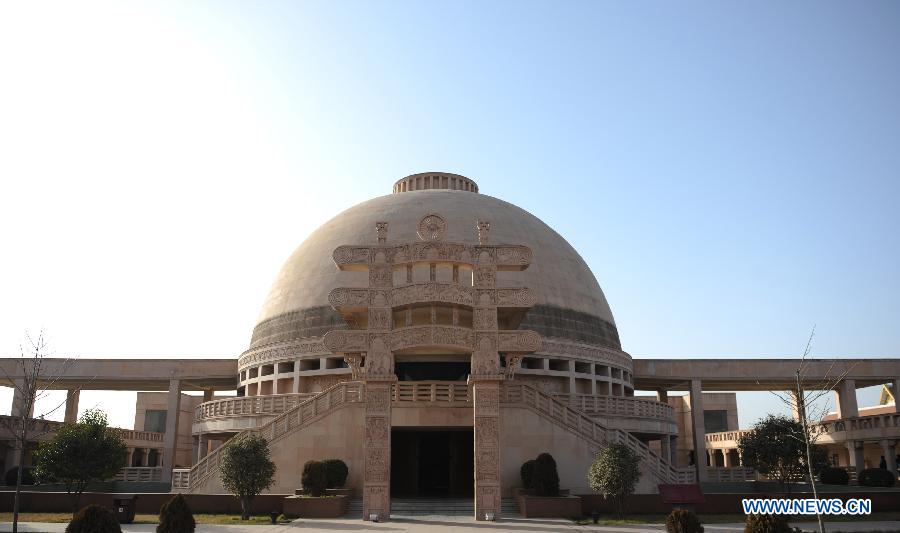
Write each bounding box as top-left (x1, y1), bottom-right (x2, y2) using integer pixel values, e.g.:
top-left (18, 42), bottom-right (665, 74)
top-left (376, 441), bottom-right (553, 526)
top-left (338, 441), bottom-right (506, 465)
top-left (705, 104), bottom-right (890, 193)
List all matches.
top-left (1, 1), bottom-right (898, 428)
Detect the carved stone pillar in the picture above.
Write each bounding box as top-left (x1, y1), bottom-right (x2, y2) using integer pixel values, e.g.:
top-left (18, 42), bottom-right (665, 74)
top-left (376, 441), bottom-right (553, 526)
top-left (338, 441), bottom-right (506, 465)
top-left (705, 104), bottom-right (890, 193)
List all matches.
top-left (471, 258), bottom-right (501, 520)
top-left (362, 377), bottom-right (393, 521)
top-left (362, 250), bottom-right (395, 521)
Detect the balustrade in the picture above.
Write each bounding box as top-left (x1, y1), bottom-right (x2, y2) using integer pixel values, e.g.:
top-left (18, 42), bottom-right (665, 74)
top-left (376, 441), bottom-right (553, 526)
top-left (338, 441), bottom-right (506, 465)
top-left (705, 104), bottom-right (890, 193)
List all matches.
top-left (115, 467), bottom-right (163, 482)
top-left (551, 393), bottom-right (674, 422)
top-left (393, 381), bottom-right (469, 403)
top-left (194, 393), bottom-right (316, 421)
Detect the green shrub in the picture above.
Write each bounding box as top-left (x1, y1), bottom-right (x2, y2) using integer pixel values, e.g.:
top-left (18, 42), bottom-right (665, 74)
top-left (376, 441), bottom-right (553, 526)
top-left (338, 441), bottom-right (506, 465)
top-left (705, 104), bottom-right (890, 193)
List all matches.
top-left (858, 468), bottom-right (896, 487)
top-left (66, 505), bottom-right (121, 533)
top-left (323, 459), bottom-right (349, 489)
top-left (157, 494), bottom-right (195, 533)
top-left (531, 453), bottom-right (560, 497)
top-left (520, 459), bottom-right (536, 489)
top-left (819, 466), bottom-right (849, 485)
top-left (4, 466), bottom-right (35, 486)
top-left (666, 509), bottom-right (704, 533)
top-left (743, 514), bottom-right (799, 533)
top-left (301, 460), bottom-right (328, 497)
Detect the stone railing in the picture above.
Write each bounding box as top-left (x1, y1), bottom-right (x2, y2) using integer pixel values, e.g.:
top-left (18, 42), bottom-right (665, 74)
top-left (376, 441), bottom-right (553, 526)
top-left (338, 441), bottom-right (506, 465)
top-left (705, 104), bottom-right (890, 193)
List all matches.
top-left (551, 394), bottom-right (674, 422)
top-left (705, 430), bottom-right (750, 446)
top-left (501, 383), bottom-right (694, 484)
top-left (706, 467), bottom-right (757, 483)
top-left (183, 381), bottom-right (365, 492)
top-left (817, 413), bottom-right (900, 435)
top-left (0, 415), bottom-right (164, 444)
top-left (171, 469), bottom-right (191, 491)
top-left (117, 429), bottom-right (165, 443)
top-left (393, 381), bottom-right (470, 403)
top-left (115, 467), bottom-right (163, 482)
top-left (194, 393), bottom-right (317, 421)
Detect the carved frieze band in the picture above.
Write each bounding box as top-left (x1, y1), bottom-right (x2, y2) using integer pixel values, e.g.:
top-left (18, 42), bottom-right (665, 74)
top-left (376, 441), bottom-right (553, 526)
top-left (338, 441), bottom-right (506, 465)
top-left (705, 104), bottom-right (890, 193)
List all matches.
top-left (238, 338), bottom-right (328, 372)
top-left (324, 327), bottom-right (541, 354)
top-left (333, 242), bottom-right (532, 270)
top-left (328, 284), bottom-right (536, 310)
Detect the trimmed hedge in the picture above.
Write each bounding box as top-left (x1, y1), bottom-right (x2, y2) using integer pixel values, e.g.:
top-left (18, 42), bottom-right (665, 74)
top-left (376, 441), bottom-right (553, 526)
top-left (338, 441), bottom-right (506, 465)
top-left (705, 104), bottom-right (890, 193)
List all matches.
top-left (157, 494), bottom-right (195, 533)
top-left (5, 466), bottom-right (35, 486)
top-left (744, 514), bottom-right (800, 533)
top-left (323, 459), bottom-right (349, 489)
top-left (531, 453), bottom-right (560, 497)
top-left (819, 466), bottom-right (849, 485)
top-left (66, 505), bottom-right (121, 533)
top-left (858, 468), bottom-right (896, 488)
top-left (302, 461), bottom-right (328, 497)
top-left (520, 459), bottom-right (536, 489)
top-left (666, 509), bottom-right (704, 533)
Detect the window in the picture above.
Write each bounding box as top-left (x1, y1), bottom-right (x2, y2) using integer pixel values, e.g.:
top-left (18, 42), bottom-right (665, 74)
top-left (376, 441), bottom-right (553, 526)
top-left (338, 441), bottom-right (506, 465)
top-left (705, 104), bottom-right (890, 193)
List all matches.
top-left (703, 410), bottom-right (729, 433)
top-left (144, 410), bottom-right (167, 433)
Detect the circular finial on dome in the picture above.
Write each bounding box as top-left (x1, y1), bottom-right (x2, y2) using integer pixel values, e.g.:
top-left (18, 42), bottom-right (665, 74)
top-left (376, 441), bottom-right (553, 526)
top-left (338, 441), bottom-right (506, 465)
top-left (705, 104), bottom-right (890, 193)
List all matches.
top-left (393, 172), bottom-right (478, 194)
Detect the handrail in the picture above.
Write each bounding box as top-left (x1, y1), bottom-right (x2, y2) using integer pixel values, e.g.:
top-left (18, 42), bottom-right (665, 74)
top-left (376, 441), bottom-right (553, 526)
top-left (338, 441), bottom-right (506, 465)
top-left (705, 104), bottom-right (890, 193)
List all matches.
top-left (550, 394), bottom-right (674, 422)
top-left (393, 381), bottom-right (470, 403)
top-left (194, 393), bottom-right (317, 421)
top-left (502, 383), bottom-right (694, 484)
top-left (184, 380), bottom-right (364, 491)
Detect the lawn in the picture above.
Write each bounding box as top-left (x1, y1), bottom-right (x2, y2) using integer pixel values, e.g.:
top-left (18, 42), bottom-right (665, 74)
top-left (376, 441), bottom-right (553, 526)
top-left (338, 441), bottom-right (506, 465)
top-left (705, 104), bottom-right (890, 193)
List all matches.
top-left (0, 512), bottom-right (287, 525)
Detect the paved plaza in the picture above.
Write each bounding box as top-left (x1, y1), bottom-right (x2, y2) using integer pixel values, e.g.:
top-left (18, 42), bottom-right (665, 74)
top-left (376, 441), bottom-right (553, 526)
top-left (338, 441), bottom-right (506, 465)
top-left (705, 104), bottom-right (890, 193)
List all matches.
top-left (3, 517), bottom-right (900, 533)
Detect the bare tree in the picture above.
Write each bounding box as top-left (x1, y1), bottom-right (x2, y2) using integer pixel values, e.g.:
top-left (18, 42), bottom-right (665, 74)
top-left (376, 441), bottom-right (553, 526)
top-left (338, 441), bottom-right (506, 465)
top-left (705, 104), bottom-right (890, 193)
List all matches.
top-left (765, 327), bottom-right (854, 533)
top-left (1, 331), bottom-right (77, 533)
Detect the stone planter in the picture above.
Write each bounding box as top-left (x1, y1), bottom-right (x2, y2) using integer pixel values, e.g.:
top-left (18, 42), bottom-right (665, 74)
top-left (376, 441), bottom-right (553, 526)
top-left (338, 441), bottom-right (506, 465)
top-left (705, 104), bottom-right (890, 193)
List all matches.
top-left (516, 494), bottom-right (582, 518)
top-left (294, 488), bottom-right (353, 497)
top-left (513, 487), bottom-right (570, 497)
top-left (282, 494), bottom-right (348, 518)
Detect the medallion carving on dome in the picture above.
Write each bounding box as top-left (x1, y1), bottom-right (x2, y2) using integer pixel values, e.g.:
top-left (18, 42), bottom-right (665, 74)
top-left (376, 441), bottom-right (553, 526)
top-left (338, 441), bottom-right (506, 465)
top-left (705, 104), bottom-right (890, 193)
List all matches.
top-left (417, 214), bottom-right (447, 241)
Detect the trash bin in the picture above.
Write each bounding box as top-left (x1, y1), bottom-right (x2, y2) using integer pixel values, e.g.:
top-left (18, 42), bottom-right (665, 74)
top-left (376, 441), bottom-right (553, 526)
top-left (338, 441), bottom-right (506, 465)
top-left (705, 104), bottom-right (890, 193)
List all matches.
top-left (113, 495), bottom-right (139, 524)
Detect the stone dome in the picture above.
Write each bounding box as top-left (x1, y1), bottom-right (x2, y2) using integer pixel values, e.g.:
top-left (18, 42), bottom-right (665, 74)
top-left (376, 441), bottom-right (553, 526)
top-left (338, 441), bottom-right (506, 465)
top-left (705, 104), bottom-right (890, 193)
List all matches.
top-left (250, 173), bottom-right (621, 351)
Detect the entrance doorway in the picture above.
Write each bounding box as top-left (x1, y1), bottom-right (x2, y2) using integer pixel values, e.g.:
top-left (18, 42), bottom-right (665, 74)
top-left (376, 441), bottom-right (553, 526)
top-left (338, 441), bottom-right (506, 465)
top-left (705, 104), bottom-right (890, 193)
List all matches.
top-left (394, 361), bottom-right (470, 381)
top-left (390, 429), bottom-right (474, 497)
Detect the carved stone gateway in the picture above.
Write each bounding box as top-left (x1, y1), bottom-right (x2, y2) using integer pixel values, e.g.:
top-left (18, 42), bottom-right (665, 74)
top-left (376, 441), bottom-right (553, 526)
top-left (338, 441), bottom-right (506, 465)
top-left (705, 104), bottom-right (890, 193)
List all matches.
top-left (324, 215), bottom-right (540, 521)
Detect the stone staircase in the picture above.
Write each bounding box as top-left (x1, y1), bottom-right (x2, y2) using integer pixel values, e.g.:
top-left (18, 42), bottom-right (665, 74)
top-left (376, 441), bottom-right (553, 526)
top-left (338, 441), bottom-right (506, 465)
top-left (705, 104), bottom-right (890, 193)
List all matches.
top-left (345, 498), bottom-right (520, 519)
top-left (175, 381), bottom-right (364, 492)
top-left (501, 382), bottom-right (695, 484)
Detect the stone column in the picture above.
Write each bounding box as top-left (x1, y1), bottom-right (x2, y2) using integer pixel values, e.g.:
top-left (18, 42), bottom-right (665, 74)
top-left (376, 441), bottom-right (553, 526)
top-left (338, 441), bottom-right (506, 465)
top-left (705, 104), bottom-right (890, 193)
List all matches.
top-left (880, 440), bottom-right (896, 474)
top-left (790, 390), bottom-right (803, 422)
top-left (669, 436), bottom-right (679, 467)
top-left (656, 389), bottom-right (669, 403)
top-left (658, 437), bottom-right (669, 462)
top-left (836, 379), bottom-right (859, 419)
top-left (202, 389), bottom-right (213, 403)
top-left (362, 254), bottom-right (395, 521)
top-left (11, 379), bottom-right (33, 418)
top-left (723, 449), bottom-right (733, 468)
top-left (690, 379), bottom-right (707, 482)
top-left (64, 389), bottom-right (80, 423)
top-left (846, 441), bottom-right (865, 475)
top-left (892, 379), bottom-right (900, 414)
top-left (161, 379), bottom-right (182, 482)
top-left (197, 432), bottom-right (208, 462)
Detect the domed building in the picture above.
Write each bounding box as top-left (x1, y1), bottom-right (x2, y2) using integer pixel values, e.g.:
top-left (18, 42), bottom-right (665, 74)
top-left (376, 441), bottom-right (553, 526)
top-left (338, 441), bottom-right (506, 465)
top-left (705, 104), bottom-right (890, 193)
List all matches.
top-left (187, 173), bottom-right (686, 519)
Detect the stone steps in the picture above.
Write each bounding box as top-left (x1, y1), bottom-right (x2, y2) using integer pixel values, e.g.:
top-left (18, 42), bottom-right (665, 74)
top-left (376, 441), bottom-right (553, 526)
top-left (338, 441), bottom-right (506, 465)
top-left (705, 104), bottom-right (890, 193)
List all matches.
top-left (344, 497), bottom-right (521, 518)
